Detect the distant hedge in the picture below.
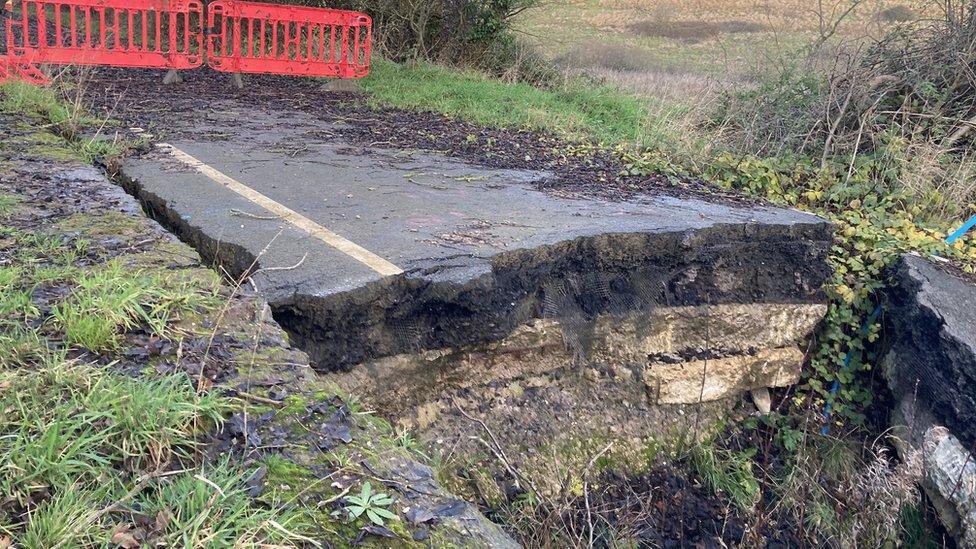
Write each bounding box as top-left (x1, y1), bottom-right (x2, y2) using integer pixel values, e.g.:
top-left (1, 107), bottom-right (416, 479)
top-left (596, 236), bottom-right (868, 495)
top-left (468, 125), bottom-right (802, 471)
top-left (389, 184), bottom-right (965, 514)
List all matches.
top-left (313, 0), bottom-right (541, 74)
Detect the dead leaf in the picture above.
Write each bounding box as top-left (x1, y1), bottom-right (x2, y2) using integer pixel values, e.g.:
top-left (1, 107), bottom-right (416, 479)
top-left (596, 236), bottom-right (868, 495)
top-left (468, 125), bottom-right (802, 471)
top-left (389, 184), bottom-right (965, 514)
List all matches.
top-left (111, 526), bottom-right (141, 549)
top-left (154, 508), bottom-right (171, 532)
top-left (0, 535), bottom-right (12, 549)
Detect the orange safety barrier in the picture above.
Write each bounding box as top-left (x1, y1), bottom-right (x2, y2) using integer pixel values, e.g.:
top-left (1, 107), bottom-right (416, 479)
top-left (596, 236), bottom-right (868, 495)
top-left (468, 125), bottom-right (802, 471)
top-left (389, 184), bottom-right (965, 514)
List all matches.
top-left (3, 0), bottom-right (204, 77)
top-left (207, 0), bottom-right (370, 79)
top-left (0, 0), bottom-right (371, 83)
top-left (0, 55), bottom-right (48, 83)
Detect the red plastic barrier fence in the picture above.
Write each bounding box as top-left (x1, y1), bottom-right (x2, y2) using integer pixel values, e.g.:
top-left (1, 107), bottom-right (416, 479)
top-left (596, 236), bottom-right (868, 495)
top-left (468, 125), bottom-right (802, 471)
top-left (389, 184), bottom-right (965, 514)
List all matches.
top-left (3, 0), bottom-right (204, 75)
top-left (207, 0), bottom-right (371, 79)
top-left (0, 0), bottom-right (371, 83)
top-left (0, 54), bottom-right (48, 83)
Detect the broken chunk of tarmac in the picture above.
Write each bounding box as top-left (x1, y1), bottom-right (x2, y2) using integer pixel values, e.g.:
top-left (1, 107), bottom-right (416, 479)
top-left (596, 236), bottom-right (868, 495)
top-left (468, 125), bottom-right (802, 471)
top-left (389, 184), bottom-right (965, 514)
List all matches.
top-left (884, 253), bottom-right (976, 546)
top-left (118, 127), bottom-right (832, 373)
top-left (118, 123), bottom-right (832, 491)
top-left (0, 112), bottom-right (517, 548)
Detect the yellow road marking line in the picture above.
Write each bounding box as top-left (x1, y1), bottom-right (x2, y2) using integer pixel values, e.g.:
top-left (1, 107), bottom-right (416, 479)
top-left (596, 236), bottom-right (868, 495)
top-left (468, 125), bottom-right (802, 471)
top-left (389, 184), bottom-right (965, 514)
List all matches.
top-left (155, 141), bottom-right (403, 276)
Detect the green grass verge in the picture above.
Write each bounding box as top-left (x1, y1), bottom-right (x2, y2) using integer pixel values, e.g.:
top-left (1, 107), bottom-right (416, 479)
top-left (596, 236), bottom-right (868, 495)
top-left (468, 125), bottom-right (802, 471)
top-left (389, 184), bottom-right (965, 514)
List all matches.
top-left (0, 81), bottom-right (83, 127)
top-left (362, 58), bottom-right (655, 145)
top-left (0, 81), bottom-right (123, 163)
top-left (0, 219), bottom-right (302, 544)
top-left (0, 97), bottom-right (315, 545)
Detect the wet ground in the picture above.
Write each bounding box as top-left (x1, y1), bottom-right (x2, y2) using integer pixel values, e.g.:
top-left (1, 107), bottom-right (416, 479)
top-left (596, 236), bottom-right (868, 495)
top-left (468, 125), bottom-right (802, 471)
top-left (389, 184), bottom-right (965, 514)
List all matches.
top-left (87, 68), bottom-right (746, 205)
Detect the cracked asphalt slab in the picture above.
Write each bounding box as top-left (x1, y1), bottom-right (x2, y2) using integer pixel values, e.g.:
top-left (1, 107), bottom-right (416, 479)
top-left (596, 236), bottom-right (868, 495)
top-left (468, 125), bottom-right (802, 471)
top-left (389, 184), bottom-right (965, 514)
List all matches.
top-left (101, 69), bottom-right (834, 370)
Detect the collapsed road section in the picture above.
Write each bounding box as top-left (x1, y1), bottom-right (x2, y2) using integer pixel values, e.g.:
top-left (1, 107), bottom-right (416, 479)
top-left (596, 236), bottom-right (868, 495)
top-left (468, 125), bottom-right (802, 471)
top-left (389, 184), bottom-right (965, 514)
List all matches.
top-left (114, 86), bottom-right (832, 479)
top-left (885, 254), bottom-right (976, 545)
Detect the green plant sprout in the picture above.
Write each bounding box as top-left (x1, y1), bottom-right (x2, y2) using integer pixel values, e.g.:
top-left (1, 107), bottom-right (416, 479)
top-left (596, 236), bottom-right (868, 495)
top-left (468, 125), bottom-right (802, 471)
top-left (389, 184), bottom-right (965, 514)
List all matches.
top-left (342, 482), bottom-right (397, 526)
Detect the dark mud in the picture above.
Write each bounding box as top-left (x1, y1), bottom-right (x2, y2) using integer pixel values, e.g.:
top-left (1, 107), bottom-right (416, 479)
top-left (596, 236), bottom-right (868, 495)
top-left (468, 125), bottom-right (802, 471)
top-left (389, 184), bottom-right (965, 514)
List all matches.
top-left (84, 68), bottom-right (758, 206)
top-left (564, 467), bottom-right (797, 548)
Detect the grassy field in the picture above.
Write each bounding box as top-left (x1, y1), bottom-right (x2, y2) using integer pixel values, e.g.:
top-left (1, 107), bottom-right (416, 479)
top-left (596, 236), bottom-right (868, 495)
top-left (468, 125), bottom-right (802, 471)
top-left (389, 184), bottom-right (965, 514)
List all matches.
top-left (517, 0), bottom-right (927, 102)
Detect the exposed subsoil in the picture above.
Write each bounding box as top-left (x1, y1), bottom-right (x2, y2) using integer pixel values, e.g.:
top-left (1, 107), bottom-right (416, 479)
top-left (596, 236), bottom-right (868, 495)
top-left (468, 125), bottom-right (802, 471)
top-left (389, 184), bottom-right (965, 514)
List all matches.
top-left (83, 68), bottom-right (761, 206)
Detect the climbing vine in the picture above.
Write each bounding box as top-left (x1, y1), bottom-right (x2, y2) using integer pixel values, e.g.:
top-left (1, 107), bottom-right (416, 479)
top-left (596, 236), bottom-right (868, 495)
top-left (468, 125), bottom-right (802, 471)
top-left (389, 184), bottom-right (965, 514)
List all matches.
top-left (623, 149), bottom-right (976, 421)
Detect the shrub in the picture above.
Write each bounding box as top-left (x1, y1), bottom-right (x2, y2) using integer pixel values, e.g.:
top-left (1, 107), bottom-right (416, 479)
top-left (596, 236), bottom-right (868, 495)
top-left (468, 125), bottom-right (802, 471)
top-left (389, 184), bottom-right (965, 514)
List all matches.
top-left (714, 2), bottom-right (976, 216)
top-left (310, 0), bottom-right (551, 80)
top-left (877, 5), bottom-right (916, 23)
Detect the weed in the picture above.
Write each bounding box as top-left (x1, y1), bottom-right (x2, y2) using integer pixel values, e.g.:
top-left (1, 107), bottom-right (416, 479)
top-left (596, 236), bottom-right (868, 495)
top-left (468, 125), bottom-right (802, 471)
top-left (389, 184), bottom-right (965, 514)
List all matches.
top-left (688, 443), bottom-right (761, 510)
top-left (16, 490), bottom-right (101, 548)
top-left (0, 80), bottom-right (124, 161)
top-left (0, 81), bottom-right (87, 129)
top-left (0, 289), bottom-right (39, 321)
top-left (0, 324), bottom-right (62, 368)
top-left (131, 462), bottom-right (311, 546)
top-left (51, 260), bottom-right (218, 351)
top-left (899, 500), bottom-right (947, 547)
top-left (31, 264), bottom-right (80, 284)
top-left (341, 482), bottom-right (398, 527)
top-left (0, 193), bottom-right (21, 217)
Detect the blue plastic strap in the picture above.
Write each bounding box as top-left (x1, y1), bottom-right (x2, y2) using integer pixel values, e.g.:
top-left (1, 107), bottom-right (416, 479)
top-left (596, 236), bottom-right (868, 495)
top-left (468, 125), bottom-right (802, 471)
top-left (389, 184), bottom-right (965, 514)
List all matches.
top-left (947, 215), bottom-right (976, 245)
top-left (820, 304), bottom-right (883, 435)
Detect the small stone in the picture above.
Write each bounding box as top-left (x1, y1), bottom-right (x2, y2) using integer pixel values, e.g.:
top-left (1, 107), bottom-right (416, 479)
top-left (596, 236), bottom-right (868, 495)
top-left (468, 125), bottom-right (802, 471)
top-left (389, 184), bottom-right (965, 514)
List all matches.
top-left (751, 387), bottom-right (772, 414)
top-left (162, 69), bottom-right (182, 85)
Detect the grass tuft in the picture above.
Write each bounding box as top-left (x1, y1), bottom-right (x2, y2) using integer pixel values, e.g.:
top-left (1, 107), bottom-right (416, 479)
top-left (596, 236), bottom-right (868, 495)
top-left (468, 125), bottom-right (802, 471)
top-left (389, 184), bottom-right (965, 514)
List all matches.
top-left (0, 363), bottom-right (227, 504)
top-left (0, 81), bottom-right (80, 127)
top-left (0, 193), bottom-right (22, 217)
top-left (362, 58), bottom-right (653, 145)
top-left (0, 80), bottom-right (123, 163)
top-left (688, 443), bottom-right (761, 510)
top-left (51, 260), bottom-right (219, 351)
